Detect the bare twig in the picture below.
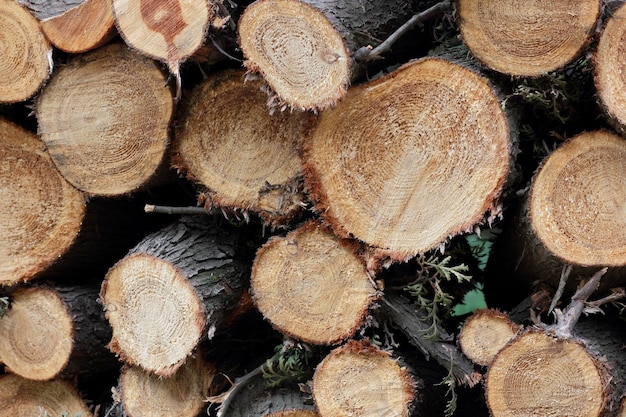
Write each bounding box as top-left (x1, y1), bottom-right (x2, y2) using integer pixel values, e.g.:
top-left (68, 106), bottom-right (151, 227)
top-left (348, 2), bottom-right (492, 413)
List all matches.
top-left (551, 267), bottom-right (607, 339)
top-left (548, 264), bottom-right (572, 314)
top-left (583, 288), bottom-right (626, 314)
top-left (208, 365), bottom-right (264, 417)
top-left (354, 0), bottom-right (452, 62)
top-left (144, 204), bottom-right (209, 215)
top-left (380, 293), bottom-right (481, 387)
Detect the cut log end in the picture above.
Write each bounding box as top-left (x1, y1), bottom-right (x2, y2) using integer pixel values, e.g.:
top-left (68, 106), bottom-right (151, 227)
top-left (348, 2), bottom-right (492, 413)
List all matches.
top-left (101, 253), bottom-right (205, 376)
top-left (0, 0), bottom-right (51, 103)
top-left (528, 130), bottom-right (626, 266)
top-left (458, 309), bottom-right (522, 367)
top-left (486, 331), bottom-right (606, 417)
top-left (594, 2), bottom-right (626, 131)
top-left (313, 340), bottom-right (415, 417)
top-left (0, 119), bottom-right (86, 285)
top-left (36, 42), bottom-right (173, 196)
top-left (40, 0), bottom-right (115, 54)
top-left (251, 222), bottom-right (376, 345)
top-left (238, 0), bottom-right (351, 111)
top-left (112, 0), bottom-right (213, 77)
top-left (458, 0), bottom-right (600, 76)
top-left (0, 287), bottom-right (73, 381)
top-left (0, 374), bottom-right (92, 417)
top-left (120, 355), bottom-right (215, 417)
top-left (173, 68), bottom-right (310, 227)
top-left (304, 57), bottom-right (510, 258)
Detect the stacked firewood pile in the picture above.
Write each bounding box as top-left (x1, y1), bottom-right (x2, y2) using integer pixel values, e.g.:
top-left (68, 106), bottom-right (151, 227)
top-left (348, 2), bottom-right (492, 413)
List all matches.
top-left (1, 0), bottom-right (625, 416)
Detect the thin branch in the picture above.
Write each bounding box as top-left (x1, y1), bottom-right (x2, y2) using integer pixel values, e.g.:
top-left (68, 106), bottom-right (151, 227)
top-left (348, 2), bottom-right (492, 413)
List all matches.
top-left (551, 267), bottom-right (607, 339)
top-left (583, 288), bottom-right (626, 313)
top-left (548, 264), bottom-right (572, 314)
top-left (208, 364), bottom-right (265, 417)
top-left (354, 0), bottom-right (452, 63)
top-left (144, 204), bottom-right (209, 215)
top-left (380, 293), bottom-right (481, 387)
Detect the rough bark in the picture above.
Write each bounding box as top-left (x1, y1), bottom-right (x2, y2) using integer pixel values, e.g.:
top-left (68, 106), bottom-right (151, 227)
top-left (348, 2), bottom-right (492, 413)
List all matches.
top-left (216, 369), bottom-right (318, 417)
top-left (0, 0), bottom-right (51, 103)
top-left (0, 374), bottom-right (92, 416)
top-left (380, 293), bottom-right (481, 387)
top-left (303, 57), bottom-right (511, 260)
top-left (312, 340), bottom-right (415, 417)
top-left (17, 0), bottom-right (84, 19)
top-left (250, 221), bottom-right (376, 345)
top-left (0, 284), bottom-right (115, 381)
top-left (40, 0), bottom-right (116, 53)
top-left (36, 42), bottom-right (173, 196)
top-left (484, 130), bottom-right (626, 309)
top-left (0, 118), bottom-right (86, 285)
top-left (172, 68), bottom-right (312, 227)
top-left (457, 0), bottom-right (600, 76)
top-left (118, 354), bottom-right (215, 417)
top-left (100, 215), bottom-right (249, 377)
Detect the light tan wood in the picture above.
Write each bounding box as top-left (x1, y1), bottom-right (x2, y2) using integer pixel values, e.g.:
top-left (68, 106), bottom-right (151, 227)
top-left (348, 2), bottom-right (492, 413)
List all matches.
top-left (0, 118), bottom-right (86, 285)
top-left (458, 309), bottom-right (522, 367)
top-left (36, 42), bottom-right (173, 196)
top-left (304, 57), bottom-right (510, 259)
top-left (0, 287), bottom-right (73, 381)
top-left (41, 0), bottom-right (115, 53)
top-left (0, 374), bottom-right (91, 417)
top-left (529, 130), bottom-right (626, 266)
top-left (101, 216), bottom-right (247, 377)
top-left (172, 68), bottom-right (311, 227)
top-left (486, 331), bottom-right (605, 417)
top-left (238, 0), bottom-right (351, 110)
top-left (120, 355), bottom-right (215, 417)
top-left (112, 0), bottom-right (213, 89)
top-left (251, 221), bottom-right (376, 344)
top-left (594, 2), bottom-right (626, 132)
top-left (458, 0), bottom-right (600, 76)
top-left (0, 0), bottom-right (51, 103)
top-left (312, 340), bottom-right (414, 417)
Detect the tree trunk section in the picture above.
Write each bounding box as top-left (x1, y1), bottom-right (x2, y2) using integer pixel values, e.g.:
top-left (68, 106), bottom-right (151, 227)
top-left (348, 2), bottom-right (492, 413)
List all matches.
top-left (303, 57), bottom-right (511, 260)
top-left (594, 1), bottom-right (626, 134)
top-left (100, 215), bottom-right (249, 377)
top-left (312, 340), bottom-right (415, 417)
top-left (172, 68), bottom-right (312, 227)
top-left (237, 0), bottom-right (418, 110)
top-left (36, 42), bottom-right (173, 196)
top-left (0, 284), bottom-right (115, 381)
top-left (118, 354), bottom-right (215, 417)
top-left (457, 0), bottom-right (600, 76)
top-left (112, 0), bottom-right (214, 89)
top-left (485, 130), bottom-right (626, 308)
top-left (40, 0), bottom-right (116, 53)
top-left (0, 374), bottom-right (92, 417)
top-left (0, 0), bottom-right (51, 103)
top-left (458, 309), bottom-right (522, 367)
top-left (0, 118), bottom-right (86, 285)
top-left (251, 221), bottom-right (376, 345)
